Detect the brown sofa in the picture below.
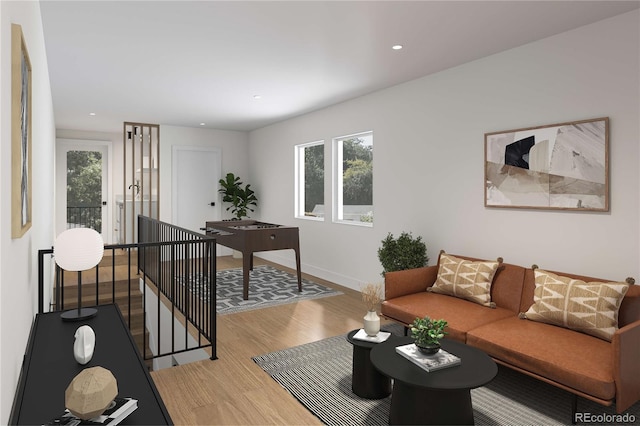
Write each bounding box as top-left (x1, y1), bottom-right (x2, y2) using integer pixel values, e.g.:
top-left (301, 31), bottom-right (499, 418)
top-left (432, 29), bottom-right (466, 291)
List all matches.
top-left (381, 252), bottom-right (640, 414)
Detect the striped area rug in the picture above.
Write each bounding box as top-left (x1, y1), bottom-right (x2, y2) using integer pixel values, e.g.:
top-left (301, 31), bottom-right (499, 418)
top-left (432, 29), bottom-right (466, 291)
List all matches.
top-left (178, 265), bottom-right (342, 315)
top-left (253, 325), bottom-right (640, 425)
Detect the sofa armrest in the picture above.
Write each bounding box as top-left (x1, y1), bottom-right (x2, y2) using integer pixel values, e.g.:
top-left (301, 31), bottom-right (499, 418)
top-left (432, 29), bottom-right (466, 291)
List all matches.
top-left (612, 319), bottom-right (640, 412)
top-left (384, 266), bottom-right (438, 300)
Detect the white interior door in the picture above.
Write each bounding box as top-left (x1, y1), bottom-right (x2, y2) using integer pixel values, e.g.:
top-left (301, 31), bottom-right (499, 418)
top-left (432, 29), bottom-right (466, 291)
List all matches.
top-left (172, 146), bottom-right (222, 235)
top-left (55, 139), bottom-right (111, 241)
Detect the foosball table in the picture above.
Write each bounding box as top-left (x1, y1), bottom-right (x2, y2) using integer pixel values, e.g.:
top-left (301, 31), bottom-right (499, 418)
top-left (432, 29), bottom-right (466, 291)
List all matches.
top-left (204, 220), bottom-right (302, 300)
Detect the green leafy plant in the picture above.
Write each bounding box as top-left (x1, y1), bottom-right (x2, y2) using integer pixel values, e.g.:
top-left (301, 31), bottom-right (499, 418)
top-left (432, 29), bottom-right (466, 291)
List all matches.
top-left (410, 316), bottom-right (448, 347)
top-left (218, 173), bottom-right (258, 219)
top-left (377, 232), bottom-right (428, 275)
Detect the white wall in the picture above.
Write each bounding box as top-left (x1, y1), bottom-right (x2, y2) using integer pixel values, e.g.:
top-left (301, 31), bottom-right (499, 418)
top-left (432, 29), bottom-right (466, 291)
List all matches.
top-left (0, 1), bottom-right (56, 422)
top-left (159, 125), bottom-right (250, 224)
top-left (249, 10), bottom-right (640, 291)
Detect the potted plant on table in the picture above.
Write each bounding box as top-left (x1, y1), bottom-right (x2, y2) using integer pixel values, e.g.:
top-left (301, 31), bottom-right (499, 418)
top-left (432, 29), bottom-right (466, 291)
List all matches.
top-left (218, 172), bottom-right (258, 220)
top-left (410, 316), bottom-right (448, 355)
top-left (361, 283), bottom-right (383, 336)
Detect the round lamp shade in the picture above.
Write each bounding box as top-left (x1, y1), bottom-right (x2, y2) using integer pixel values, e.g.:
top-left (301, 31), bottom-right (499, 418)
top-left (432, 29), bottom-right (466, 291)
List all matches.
top-left (54, 228), bottom-right (104, 271)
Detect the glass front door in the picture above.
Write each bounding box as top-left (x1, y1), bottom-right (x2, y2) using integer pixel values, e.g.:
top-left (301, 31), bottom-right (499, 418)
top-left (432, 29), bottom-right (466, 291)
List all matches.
top-left (56, 140), bottom-right (109, 241)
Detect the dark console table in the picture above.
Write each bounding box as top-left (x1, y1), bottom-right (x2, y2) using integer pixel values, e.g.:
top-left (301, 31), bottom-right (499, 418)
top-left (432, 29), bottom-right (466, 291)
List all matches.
top-left (9, 304), bottom-right (172, 425)
top-left (205, 220), bottom-right (302, 299)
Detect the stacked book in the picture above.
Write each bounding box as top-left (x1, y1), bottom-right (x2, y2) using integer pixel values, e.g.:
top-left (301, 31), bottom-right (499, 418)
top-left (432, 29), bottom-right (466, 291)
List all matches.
top-left (352, 328), bottom-right (391, 343)
top-left (45, 397), bottom-right (138, 425)
top-left (395, 343), bottom-right (461, 372)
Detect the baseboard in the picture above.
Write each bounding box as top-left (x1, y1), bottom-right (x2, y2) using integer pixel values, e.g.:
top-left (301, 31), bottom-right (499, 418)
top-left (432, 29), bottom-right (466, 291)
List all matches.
top-left (255, 252), bottom-right (362, 292)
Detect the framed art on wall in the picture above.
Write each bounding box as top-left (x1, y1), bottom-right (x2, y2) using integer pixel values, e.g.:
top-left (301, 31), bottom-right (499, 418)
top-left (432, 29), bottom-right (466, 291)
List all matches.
top-left (484, 117), bottom-right (609, 212)
top-left (11, 23), bottom-right (32, 238)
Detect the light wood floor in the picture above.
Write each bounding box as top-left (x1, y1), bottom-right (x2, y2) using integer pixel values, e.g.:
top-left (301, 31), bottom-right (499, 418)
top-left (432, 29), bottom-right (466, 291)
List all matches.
top-left (150, 256), bottom-right (388, 425)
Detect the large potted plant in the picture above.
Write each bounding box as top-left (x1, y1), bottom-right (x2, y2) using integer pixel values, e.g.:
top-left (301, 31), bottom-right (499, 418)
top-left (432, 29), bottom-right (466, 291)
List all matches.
top-left (410, 316), bottom-right (448, 355)
top-left (218, 173), bottom-right (258, 220)
top-left (377, 232), bottom-right (428, 276)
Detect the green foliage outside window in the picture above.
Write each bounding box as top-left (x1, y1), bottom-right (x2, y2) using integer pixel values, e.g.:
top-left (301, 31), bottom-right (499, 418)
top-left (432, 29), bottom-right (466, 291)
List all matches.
top-left (67, 151), bottom-right (102, 232)
top-left (304, 144), bottom-right (324, 214)
top-left (343, 157), bottom-right (372, 205)
top-left (341, 138), bottom-right (372, 206)
top-left (300, 136), bottom-right (373, 221)
top-left (342, 137), bottom-right (373, 222)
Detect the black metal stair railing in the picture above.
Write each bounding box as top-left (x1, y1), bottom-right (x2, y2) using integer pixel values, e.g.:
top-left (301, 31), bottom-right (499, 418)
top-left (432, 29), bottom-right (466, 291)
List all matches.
top-left (66, 206), bottom-right (102, 231)
top-left (37, 216), bottom-right (217, 363)
top-left (137, 216), bottom-right (217, 362)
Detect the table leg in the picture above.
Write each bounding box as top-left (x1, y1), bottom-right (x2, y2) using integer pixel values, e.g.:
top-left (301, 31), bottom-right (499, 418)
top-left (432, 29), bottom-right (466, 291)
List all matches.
top-left (389, 381), bottom-right (474, 425)
top-left (294, 248), bottom-right (302, 292)
top-left (242, 252), bottom-right (251, 300)
top-left (351, 346), bottom-right (391, 399)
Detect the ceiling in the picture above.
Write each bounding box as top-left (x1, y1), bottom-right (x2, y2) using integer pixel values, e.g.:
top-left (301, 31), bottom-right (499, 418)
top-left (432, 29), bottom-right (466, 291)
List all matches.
top-left (39, 1), bottom-right (639, 133)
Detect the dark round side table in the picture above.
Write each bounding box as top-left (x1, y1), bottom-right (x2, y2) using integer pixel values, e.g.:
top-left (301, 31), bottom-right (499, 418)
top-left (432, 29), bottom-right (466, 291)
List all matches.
top-left (346, 329), bottom-right (395, 399)
top-left (370, 336), bottom-right (497, 425)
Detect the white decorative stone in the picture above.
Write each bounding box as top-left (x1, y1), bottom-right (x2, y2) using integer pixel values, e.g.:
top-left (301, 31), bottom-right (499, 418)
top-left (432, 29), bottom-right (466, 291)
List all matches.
top-left (74, 325), bottom-right (95, 365)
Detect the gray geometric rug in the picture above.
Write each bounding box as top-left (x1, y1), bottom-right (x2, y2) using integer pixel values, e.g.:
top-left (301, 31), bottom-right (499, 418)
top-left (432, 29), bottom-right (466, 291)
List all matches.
top-left (253, 324), bottom-right (640, 425)
top-left (178, 265), bottom-right (342, 315)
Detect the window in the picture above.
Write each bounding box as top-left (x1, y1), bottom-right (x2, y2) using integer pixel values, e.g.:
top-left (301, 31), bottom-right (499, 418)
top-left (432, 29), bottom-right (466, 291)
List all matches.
top-left (333, 132), bottom-right (373, 226)
top-left (295, 141), bottom-right (325, 220)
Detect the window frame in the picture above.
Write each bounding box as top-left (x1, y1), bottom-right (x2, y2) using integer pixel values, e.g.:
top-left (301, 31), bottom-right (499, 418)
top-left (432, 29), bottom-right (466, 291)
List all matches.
top-left (294, 140), bottom-right (325, 221)
top-left (332, 131), bottom-right (373, 227)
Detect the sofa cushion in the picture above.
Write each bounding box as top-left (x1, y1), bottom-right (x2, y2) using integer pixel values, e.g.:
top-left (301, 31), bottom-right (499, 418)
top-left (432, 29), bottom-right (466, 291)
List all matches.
top-left (429, 253), bottom-right (501, 307)
top-left (490, 262), bottom-right (526, 313)
top-left (467, 316), bottom-right (615, 401)
top-left (522, 269), bottom-right (630, 341)
top-left (381, 291), bottom-right (514, 342)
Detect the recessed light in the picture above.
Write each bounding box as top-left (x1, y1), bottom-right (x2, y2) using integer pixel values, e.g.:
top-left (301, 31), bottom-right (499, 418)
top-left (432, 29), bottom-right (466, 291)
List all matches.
top-left (89, 112), bottom-right (96, 116)
top-left (253, 95), bottom-right (262, 100)
top-left (392, 44), bottom-right (403, 50)
top-left (200, 122), bottom-right (205, 126)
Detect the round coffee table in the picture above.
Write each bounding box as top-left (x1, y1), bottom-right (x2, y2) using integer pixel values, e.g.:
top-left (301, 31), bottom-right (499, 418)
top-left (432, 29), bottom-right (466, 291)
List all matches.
top-left (370, 336), bottom-right (497, 425)
top-left (346, 329), bottom-right (397, 399)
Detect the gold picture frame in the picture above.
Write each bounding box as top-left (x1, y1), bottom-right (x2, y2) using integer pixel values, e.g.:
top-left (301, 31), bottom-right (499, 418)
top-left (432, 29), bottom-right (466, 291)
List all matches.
top-left (485, 117), bottom-right (609, 211)
top-left (11, 24), bottom-right (32, 238)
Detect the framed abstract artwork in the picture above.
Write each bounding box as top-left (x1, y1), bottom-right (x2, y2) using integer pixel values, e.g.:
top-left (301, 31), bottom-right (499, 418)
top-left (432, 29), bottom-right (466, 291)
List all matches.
top-left (11, 24), bottom-right (32, 238)
top-left (485, 117), bottom-right (609, 211)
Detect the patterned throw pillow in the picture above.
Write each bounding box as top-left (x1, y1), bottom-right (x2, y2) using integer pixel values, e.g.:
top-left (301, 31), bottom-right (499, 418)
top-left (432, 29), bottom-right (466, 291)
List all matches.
top-left (428, 253), bottom-right (501, 308)
top-left (522, 269), bottom-right (630, 341)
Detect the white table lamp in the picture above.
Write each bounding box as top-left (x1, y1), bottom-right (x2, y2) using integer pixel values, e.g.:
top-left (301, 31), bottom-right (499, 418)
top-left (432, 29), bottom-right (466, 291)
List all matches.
top-left (54, 228), bottom-right (104, 321)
